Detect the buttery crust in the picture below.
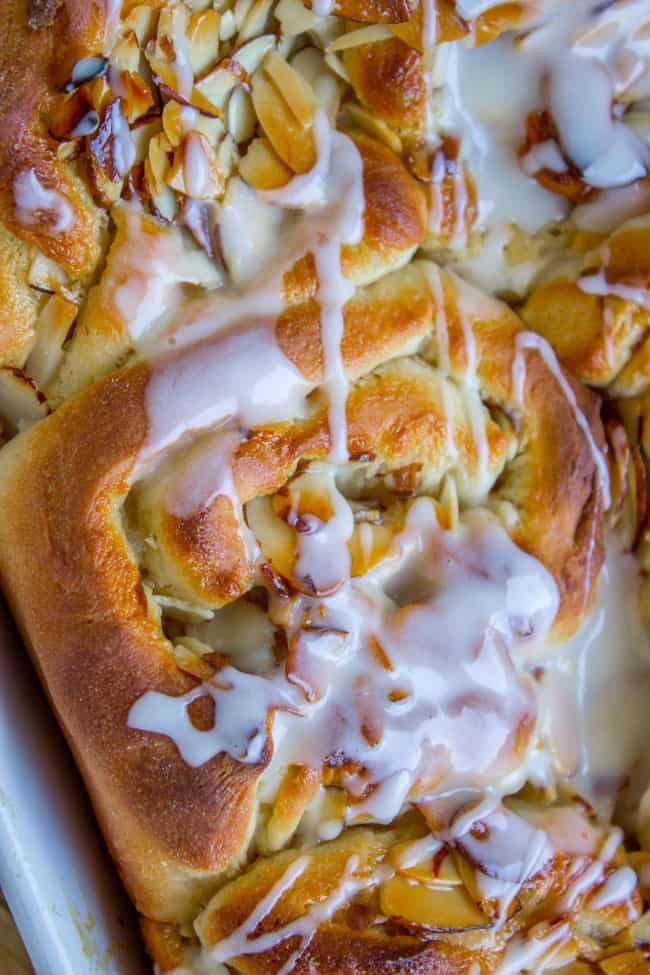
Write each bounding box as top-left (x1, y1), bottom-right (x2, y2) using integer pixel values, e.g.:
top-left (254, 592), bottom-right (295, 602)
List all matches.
top-left (0, 0), bottom-right (105, 275)
top-left (0, 2), bottom-right (646, 974)
top-left (0, 257), bottom-right (604, 924)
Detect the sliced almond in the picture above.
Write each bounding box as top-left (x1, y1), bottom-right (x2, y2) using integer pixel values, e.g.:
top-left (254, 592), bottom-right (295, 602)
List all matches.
top-left (233, 0), bottom-right (256, 31)
top-left (239, 136), bottom-right (293, 189)
top-left (265, 766), bottom-right (321, 852)
top-left (131, 114), bottom-right (162, 164)
top-left (25, 295), bottom-right (77, 389)
top-left (251, 73), bottom-right (316, 172)
top-left (219, 9), bottom-right (237, 40)
top-left (187, 8), bottom-right (221, 76)
top-left (274, 0), bottom-right (320, 36)
top-left (245, 495), bottom-right (295, 581)
top-left (341, 102), bottom-right (402, 154)
top-left (227, 86), bottom-right (256, 143)
top-left (600, 952), bottom-right (650, 975)
top-left (327, 24), bottom-right (393, 51)
top-left (391, 842), bottom-right (463, 888)
top-left (111, 29), bottom-right (142, 72)
top-left (27, 254), bottom-right (69, 295)
top-left (0, 368), bottom-right (48, 433)
top-left (379, 874), bottom-right (489, 931)
top-left (153, 592), bottom-right (215, 623)
top-left (239, 0), bottom-right (274, 41)
top-left (232, 33), bottom-right (276, 74)
top-left (195, 66), bottom-right (240, 114)
top-left (122, 4), bottom-right (158, 45)
top-left (263, 50), bottom-right (317, 127)
top-left (146, 131), bottom-right (173, 194)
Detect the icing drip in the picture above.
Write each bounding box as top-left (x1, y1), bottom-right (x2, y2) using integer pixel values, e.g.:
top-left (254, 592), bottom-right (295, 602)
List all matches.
top-left (259, 110), bottom-right (365, 463)
top-left (559, 827), bottom-right (623, 911)
top-left (294, 468), bottom-right (354, 594)
top-left (512, 331), bottom-right (611, 508)
top-left (128, 665), bottom-right (301, 767)
top-left (455, 806), bottom-right (553, 922)
top-left (13, 170), bottom-right (74, 233)
top-left (129, 500), bottom-right (559, 822)
top-left (139, 109), bottom-right (364, 482)
top-left (421, 0), bottom-right (438, 50)
top-left (207, 855), bottom-right (394, 969)
top-left (430, 0), bottom-right (650, 290)
top-left (498, 921), bottom-right (572, 975)
top-left (589, 865), bottom-right (638, 910)
top-left (533, 536), bottom-right (650, 821)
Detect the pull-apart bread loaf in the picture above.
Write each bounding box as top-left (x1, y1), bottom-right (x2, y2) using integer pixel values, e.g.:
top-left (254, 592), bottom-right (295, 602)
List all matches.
top-left (2, 1), bottom-right (650, 973)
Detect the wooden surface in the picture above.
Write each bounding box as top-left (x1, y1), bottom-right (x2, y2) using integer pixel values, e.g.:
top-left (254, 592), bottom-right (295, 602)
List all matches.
top-left (0, 896), bottom-right (34, 974)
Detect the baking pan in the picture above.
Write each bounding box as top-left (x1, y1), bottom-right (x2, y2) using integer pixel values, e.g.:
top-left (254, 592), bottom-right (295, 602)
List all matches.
top-left (0, 601), bottom-right (149, 974)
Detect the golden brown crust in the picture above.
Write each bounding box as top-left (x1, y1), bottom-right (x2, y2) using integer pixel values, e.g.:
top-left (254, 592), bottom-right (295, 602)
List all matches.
top-left (0, 2), bottom-right (631, 971)
top-left (344, 39), bottom-right (426, 140)
top-left (0, 0), bottom-right (105, 277)
top-left (0, 254), bottom-right (605, 929)
top-left (0, 224), bottom-right (41, 366)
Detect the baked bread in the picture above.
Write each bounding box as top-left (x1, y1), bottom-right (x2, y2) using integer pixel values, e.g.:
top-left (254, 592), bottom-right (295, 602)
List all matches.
top-left (1, 1), bottom-right (650, 973)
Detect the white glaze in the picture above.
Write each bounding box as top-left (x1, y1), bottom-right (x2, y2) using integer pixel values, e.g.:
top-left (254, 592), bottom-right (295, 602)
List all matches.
top-left (498, 922), bottom-right (571, 975)
top-left (108, 99), bottom-right (135, 178)
top-left (184, 134), bottom-right (209, 198)
top-left (141, 318), bottom-right (311, 463)
top-left (259, 110), bottom-right (364, 463)
top-left (430, 0), bottom-right (650, 292)
top-left (128, 664), bottom-right (302, 766)
top-left (293, 468), bottom-right (354, 595)
top-left (13, 170), bottom-right (74, 233)
top-left (129, 500), bottom-right (559, 823)
top-left (535, 535), bottom-right (650, 821)
top-left (512, 331), bottom-right (611, 508)
top-left (589, 865), bottom-right (638, 910)
top-left (206, 854), bottom-right (393, 969)
top-left (105, 205), bottom-right (222, 345)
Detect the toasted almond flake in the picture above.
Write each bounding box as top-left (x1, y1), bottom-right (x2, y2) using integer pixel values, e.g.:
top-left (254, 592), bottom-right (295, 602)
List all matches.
top-left (162, 100), bottom-right (188, 147)
top-left (155, 4), bottom-right (194, 99)
top-left (196, 112), bottom-right (226, 144)
top-left (327, 24), bottom-right (393, 51)
top-left (111, 29), bottom-right (142, 72)
top-left (342, 102), bottom-right (402, 153)
top-left (307, 12), bottom-right (345, 47)
top-left (232, 33), bottom-right (276, 74)
top-left (275, 0), bottom-right (320, 36)
top-left (28, 254), bottom-right (69, 295)
top-left (234, 0), bottom-right (256, 30)
top-left (290, 47), bottom-right (343, 123)
top-left (187, 8), bottom-right (221, 75)
top-left (86, 75), bottom-right (114, 115)
top-left (0, 368), bottom-right (48, 434)
top-left (122, 4), bottom-right (158, 46)
top-left (146, 131), bottom-right (173, 194)
top-left (153, 592), bottom-right (215, 622)
top-left (239, 136), bottom-right (293, 189)
top-left (189, 86), bottom-right (226, 117)
top-left (25, 294), bottom-right (77, 389)
top-left (150, 182), bottom-right (179, 221)
top-left (219, 9), bottom-right (237, 40)
top-left (263, 50), bottom-right (317, 127)
top-left (323, 50), bottom-right (350, 83)
top-left (227, 86), bottom-right (256, 143)
top-left (184, 132), bottom-right (211, 196)
top-left (379, 874), bottom-right (489, 931)
top-left (184, 0), bottom-right (214, 11)
top-left (251, 72), bottom-right (316, 172)
top-left (239, 0), bottom-right (274, 41)
top-left (195, 66), bottom-right (240, 112)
